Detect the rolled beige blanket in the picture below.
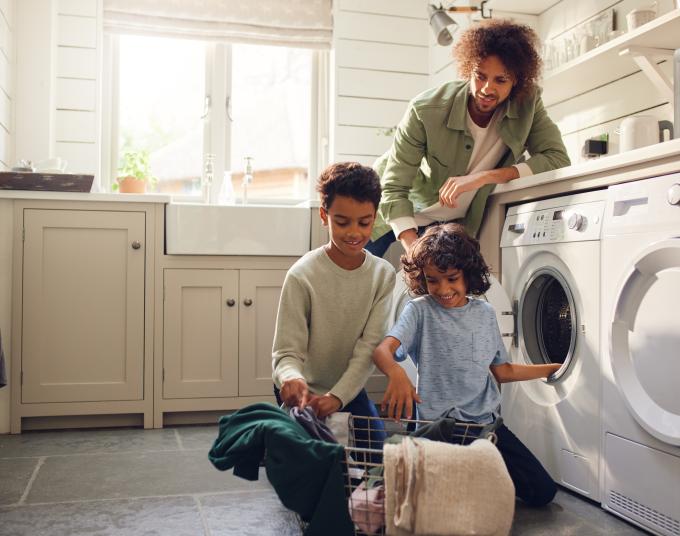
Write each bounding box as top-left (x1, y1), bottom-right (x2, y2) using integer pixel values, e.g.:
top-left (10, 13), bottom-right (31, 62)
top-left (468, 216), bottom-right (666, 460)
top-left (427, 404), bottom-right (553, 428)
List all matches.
top-left (384, 437), bottom-right (514, 536)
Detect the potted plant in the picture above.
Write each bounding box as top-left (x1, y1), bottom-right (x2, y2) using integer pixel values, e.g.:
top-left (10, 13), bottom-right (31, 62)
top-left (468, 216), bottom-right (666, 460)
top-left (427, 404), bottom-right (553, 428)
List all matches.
top-left (113, 150), bottom-right (156, 193)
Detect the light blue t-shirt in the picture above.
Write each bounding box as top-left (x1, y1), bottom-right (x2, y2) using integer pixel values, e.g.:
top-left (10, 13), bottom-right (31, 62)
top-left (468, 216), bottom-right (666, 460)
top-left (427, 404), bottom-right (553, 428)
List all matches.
top-left (388, 296), bottom-right (508, 423)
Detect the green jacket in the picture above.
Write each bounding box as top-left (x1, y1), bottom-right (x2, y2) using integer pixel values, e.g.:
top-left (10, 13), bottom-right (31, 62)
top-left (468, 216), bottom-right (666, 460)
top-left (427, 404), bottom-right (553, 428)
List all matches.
top-left (372, 80), bottom-right (570, 239)
top-left (208, 403), bottom-right (353, 536)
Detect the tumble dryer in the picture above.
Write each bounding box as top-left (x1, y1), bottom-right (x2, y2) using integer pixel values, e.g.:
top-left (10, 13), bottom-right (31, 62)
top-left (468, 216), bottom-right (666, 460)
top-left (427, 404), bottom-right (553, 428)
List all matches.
top-left (500, 190), bottom-right (606, 501)
top-left (601, 175), bottom-right (680, 536)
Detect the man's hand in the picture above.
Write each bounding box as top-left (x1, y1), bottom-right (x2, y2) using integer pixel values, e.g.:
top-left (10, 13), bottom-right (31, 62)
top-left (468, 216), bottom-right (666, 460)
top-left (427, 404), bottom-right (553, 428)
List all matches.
top-left (438, 173), bottom-right (483, 208)
top-left (309, 393), bottom-right (343, 418)
top-left (280, 378), bottom-right (310, 409)
top-left (381, 365), bottom-right (422, 421)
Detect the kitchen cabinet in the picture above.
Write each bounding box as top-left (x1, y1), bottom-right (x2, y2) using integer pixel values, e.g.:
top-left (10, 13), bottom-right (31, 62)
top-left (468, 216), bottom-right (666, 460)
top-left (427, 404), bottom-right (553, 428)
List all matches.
top-left (237, 270), bottom-right (287, 396)
top-left (11, 203), bottom-right (155, 433)
top-left (159, 268), bottom-right (285, 420)
top-left (163, 269), bottom-right (239, 399)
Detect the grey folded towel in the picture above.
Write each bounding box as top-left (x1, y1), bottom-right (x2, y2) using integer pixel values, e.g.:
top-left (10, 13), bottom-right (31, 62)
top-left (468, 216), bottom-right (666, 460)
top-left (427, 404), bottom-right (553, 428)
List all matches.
top-left (288, 406), bottom-right (338, 443)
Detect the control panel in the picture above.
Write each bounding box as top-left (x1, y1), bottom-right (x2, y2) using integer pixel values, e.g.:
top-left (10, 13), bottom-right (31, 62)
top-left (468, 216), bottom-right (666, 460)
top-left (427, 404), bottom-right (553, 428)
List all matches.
top-left (500, 200), bottom-right (605, 247)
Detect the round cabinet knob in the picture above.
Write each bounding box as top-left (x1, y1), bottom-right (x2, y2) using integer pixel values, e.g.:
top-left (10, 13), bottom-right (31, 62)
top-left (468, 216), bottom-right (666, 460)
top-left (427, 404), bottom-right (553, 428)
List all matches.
top-left (131, 240), bottom-right (142, 250)
top-left (668, 183), bottom-right (680, 206)
top-left (226, 299), bottom-right (235, 307)
top-left (243, 298), bottom-right (253, 306)
top-left (567, 213), bottom-right (585, 231)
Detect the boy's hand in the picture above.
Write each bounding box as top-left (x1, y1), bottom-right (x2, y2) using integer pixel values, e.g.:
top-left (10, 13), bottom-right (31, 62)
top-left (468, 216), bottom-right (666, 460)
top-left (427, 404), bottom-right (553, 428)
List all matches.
top-left (309, 393), bottom-right (342, 418)
top-left (280, 378), bottom-right (310, 409)
top-left (381, 365), bottom-right (422, 421)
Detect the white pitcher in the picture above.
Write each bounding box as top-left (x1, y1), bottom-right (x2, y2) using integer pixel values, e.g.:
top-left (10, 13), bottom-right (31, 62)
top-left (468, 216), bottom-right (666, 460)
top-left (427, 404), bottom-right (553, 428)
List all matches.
top-left (619, 116), bottom-right (674, 152)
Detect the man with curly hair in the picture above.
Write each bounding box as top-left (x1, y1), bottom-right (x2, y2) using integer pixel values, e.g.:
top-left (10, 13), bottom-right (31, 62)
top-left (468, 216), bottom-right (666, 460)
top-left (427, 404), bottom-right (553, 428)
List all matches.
top-left (366, 19), bottom-right (570, 257)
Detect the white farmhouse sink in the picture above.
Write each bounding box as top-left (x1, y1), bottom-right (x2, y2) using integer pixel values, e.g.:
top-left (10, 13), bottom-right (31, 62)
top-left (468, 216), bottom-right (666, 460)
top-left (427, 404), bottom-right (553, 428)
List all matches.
top-left (165, 202), bottom-right (311, 256)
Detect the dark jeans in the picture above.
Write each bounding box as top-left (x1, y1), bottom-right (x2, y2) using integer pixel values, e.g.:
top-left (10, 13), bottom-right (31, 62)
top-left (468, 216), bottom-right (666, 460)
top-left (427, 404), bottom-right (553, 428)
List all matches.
top-left (365, 224), bottom-right (441, 258)
top-left (273, 386), bottom-right (386, 460)
top-left (495, 424), bottom-right (557, 506)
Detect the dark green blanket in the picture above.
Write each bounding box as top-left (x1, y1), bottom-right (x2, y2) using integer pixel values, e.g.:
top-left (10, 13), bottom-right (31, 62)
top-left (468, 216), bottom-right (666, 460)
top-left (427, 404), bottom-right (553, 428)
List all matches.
top-left (208, 402), bottom-right (353, 536)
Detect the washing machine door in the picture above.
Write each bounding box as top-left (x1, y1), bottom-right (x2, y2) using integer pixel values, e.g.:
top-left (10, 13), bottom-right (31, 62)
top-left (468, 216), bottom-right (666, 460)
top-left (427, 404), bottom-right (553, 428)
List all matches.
top-left (518, 265), bottom-right (577, 382)
top-left (610, 238), bottom-right (680, 446)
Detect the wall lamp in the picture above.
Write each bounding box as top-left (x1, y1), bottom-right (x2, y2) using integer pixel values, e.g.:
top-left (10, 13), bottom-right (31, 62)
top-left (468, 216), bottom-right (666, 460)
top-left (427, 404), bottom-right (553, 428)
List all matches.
top-left (428, 1), bottom-right (492, 46)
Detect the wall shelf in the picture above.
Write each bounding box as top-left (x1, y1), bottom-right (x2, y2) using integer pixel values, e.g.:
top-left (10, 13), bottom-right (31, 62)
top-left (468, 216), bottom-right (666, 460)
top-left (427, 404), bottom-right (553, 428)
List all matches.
top-left (542, 9), bottom-right (680, 107)
top-left (486, 0), bottom-right (559, 15)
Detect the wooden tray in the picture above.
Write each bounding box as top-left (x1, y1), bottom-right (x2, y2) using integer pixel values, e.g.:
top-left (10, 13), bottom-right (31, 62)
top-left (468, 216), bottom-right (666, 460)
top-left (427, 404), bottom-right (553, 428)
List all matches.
top-left (0, 172), bottom-right (94, 192)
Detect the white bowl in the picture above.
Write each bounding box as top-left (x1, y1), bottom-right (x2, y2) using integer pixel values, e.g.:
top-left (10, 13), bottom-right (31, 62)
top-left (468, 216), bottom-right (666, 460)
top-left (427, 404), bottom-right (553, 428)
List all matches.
top-left (35, 157), bottom-right (68, 173)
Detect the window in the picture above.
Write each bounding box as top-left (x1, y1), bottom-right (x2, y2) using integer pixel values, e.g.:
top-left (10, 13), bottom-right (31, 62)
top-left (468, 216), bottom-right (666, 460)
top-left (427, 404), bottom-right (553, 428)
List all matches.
top-left (104, 35), bottom-right (323, 202)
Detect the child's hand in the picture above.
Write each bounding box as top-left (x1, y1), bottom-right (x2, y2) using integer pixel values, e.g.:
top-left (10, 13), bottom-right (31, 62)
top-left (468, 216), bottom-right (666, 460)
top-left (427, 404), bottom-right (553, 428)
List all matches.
top-left (381, 365), bottom-right (422, 421)
top-left (280, 378), bottom-right (310, 409)
top-left (309, 393), bottom-right (342, 418)
top-left (547, 363), bottom-right (562, 382)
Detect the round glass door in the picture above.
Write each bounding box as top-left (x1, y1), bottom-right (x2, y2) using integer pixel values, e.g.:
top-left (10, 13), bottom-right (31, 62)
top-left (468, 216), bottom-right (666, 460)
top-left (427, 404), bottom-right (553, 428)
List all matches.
top-left (518, 267), bottom-right (577, 381)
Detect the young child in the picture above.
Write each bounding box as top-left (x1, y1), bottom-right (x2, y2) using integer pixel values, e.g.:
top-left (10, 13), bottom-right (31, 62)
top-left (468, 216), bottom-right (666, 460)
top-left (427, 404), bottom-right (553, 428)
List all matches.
top-left (272, 162), bottom-right (395, 446)
top-left (372, 223), bottom-right (560, 506)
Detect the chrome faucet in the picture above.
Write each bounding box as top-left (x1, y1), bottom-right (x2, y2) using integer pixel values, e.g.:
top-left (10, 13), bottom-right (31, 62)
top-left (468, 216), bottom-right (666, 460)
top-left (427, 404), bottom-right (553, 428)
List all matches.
top-left (202, 153), bottom-right (215, 204)
top-left (242, 156), bottom-right (253, 205)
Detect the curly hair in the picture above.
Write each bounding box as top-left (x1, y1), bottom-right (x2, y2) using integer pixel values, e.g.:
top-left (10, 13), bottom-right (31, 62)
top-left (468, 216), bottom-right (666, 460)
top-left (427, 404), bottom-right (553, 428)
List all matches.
top-left (453, 19), bottom-right (542, 102)
top-left (401, 223), bottom-right (491, 296)
top-left (316, 162), bottom-right (382, 211)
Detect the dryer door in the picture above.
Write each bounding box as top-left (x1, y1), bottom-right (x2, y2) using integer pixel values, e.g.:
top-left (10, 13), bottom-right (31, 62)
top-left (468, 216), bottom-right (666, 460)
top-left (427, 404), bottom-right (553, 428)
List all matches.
top-left (518, 265), bottom-right (577, 382)
top-left (610, 238), bottom-right (680, 446)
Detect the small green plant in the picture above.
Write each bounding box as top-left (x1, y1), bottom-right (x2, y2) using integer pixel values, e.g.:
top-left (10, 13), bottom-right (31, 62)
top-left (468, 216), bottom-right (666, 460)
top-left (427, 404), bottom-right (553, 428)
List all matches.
top-left (113, 150), bottom-right (157, 190)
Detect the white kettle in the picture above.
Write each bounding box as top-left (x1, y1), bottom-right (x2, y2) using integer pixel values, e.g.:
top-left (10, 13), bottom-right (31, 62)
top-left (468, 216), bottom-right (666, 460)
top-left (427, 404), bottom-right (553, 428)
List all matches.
top-left (619, 115), bottom-right (674, 152)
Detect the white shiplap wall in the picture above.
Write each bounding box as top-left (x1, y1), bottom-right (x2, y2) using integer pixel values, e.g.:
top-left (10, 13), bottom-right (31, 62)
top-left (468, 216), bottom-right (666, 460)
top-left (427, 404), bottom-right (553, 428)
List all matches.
top-left (332, 0), bottom-right (430, 165)
top-left (14, 0), bottom-right (100, 177)
top-left (0, 0), bottom-right (13, 170)
top-left (54, 0), bottom-right (100, 176)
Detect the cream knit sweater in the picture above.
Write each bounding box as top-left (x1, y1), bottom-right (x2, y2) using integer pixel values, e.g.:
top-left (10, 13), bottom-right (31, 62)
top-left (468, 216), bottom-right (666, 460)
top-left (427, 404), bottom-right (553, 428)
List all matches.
top-left (272, 247), bottom-right (395, 406)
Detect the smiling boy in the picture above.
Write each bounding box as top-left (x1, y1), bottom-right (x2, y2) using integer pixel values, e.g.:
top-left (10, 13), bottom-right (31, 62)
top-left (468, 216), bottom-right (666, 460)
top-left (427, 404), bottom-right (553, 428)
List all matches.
top-left (272, 162), bottom-right (396, 427)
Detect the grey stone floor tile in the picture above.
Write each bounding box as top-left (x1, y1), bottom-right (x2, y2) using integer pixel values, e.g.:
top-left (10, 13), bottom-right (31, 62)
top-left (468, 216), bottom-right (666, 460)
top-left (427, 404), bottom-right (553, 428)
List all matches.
top-left (174, 425), bottom-right (219, 451)
top-left (26, 449), bottom-right (269, 503)
top-left (555, 490), bottom-right (650, 534)
top-left (0, 496), bottom-right (206, 536)
top-left (0, 458), bottom-right (39, 506)
top-left (0, 428), bottom-right (180, 458)
top-left (200, 490), bottom-right (301, 536)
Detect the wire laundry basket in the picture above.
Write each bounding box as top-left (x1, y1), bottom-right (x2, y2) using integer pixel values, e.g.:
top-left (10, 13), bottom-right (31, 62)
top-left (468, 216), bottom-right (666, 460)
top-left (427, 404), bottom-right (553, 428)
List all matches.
top-left (343, 415), bottom-right (499, 536)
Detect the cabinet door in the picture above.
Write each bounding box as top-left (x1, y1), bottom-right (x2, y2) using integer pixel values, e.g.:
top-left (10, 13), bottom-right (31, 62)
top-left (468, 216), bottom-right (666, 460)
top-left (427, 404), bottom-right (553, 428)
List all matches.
top-left (238, 270), bottom-right (286, 396)
top-left (22, 209), bottom-right (145, 403)
top-left (163, 269), bottom-right (238, 399)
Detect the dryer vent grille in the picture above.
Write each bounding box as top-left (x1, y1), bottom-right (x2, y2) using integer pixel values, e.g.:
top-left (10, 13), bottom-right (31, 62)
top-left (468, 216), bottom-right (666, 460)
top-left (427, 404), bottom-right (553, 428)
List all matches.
top-left (610, 490), bottom-right (680, 535)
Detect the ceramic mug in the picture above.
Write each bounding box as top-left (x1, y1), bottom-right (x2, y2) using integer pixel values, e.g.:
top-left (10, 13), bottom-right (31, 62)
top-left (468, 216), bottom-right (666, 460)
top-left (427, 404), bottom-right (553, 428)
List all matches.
top-left (626, 7), bottom-right (655, 30)
top-left (619, 116), bottom-right (674, 152)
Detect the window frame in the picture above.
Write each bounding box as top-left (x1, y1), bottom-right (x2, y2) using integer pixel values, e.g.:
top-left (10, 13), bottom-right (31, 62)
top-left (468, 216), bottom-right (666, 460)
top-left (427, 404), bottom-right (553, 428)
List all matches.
top-left (101, 34), bottom-right (328, 202)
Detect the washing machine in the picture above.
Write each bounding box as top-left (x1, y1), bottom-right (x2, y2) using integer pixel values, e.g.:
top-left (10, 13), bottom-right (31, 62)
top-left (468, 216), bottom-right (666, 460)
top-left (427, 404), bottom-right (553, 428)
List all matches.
top-left (600, 175), bottom-right (680, 536)
top-left (499, 190), bottom-right (606, 501)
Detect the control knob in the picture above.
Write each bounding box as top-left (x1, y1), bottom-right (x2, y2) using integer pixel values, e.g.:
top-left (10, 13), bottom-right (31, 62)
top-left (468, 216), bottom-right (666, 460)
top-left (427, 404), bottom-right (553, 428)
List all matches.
top-left (668, 183), bottom-right (680, 206)
top-left (567, 213), bottom-right (585, 231)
